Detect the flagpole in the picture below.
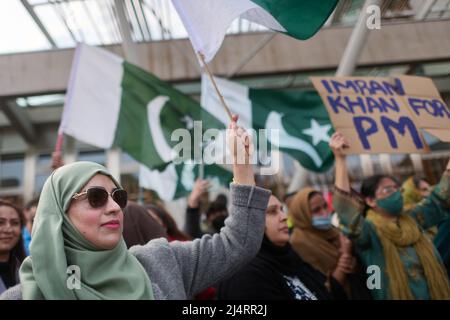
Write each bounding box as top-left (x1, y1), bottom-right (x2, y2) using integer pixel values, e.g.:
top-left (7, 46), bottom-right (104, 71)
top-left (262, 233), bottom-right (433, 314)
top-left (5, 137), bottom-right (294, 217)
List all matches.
top-left (198, 52), bottom-right (233, 121)
top-left (55, 133), bottom-right (64, 153)
top-left (50, 132), bottom-right (64, 171)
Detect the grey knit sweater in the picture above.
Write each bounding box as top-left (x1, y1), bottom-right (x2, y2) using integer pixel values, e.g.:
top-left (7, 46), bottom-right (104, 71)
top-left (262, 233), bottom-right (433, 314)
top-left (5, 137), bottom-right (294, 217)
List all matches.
top-left (0, 184), bottom-right (270, 300)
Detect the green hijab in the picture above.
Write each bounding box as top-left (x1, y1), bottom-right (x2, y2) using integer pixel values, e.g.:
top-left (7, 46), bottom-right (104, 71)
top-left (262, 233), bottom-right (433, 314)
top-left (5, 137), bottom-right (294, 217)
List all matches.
top-left (19, 161), bottom-right (154, 300)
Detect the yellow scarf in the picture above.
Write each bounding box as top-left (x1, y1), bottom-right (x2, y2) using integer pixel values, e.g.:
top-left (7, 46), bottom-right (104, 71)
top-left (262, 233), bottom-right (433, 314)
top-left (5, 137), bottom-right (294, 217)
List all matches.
top-left (367, 210), bottom-right (450, 300)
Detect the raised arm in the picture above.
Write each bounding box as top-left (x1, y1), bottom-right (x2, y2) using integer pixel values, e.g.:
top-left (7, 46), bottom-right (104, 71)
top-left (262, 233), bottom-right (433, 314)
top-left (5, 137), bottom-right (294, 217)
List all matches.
top-left (331, 132), bottom-right (351, 193)
top-left (131, 115), bottom-right (270, 298)
top-left (173, 114), bottom-right (269, 296)
top-left (330, 133), bottom-right (372, 246)
top-left (410, 159), bottom-right (450, 229)
top-left (184, 179), bottom-right (210, 239)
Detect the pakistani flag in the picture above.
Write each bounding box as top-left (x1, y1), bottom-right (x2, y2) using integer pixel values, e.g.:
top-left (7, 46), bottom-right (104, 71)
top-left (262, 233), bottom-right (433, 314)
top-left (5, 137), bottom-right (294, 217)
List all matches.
top-left (61, 43), bottom-right (223, 171)
top-left (60, 44), bottom-right (232, 200)
top-left (201, 76), bottom-right (335, 172)
top-left (172, 0), bottom-right (338, 62)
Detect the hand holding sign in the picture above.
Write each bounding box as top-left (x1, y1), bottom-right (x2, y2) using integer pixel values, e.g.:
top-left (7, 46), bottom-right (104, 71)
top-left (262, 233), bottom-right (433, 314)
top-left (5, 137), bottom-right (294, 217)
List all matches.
top-left (329, 132), bottom-right (350, 159)
top-left (330, 132), bottom-right (351, 192)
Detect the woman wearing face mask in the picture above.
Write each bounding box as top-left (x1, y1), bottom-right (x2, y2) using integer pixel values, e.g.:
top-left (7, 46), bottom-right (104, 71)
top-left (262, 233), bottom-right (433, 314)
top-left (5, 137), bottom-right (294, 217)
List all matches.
top-left (289, 188), bottom-right (371, 299)
top-left (330, 132), bottom-right (450, 300)
top-left (218, 195), bottom-right (347, 300)
top-left (1, 115), bottom-right (272, 300)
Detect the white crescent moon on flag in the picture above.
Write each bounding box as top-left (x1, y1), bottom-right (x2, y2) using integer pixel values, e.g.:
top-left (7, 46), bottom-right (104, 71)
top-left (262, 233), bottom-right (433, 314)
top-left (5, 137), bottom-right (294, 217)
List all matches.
top-left (147, 96), bottom-right (174, 163)
top-left (265, 111), bottom-right (323, 168)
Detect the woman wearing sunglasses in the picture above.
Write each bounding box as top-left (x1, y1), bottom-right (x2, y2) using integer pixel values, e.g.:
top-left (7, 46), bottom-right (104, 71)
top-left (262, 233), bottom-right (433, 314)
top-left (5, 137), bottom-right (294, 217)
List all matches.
top-left (1, 115), bottom-right (271, 300)
top-left (330, 132), bottom-right (450, 300)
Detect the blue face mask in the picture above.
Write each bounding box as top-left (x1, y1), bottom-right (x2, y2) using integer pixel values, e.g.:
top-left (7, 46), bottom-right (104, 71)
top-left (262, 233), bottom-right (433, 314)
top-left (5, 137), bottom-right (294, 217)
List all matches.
top-left (311, 216), bottom-right (332, 230)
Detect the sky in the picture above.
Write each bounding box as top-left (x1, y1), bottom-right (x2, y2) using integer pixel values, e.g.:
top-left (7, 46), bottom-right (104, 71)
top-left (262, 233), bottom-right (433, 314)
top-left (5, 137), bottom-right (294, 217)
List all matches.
top-left (0, 0), bottom-right (266, 55)
top-left (0, 0), bottom-right (51, 54)
top-left (0, 0), bottom-right (190, 55)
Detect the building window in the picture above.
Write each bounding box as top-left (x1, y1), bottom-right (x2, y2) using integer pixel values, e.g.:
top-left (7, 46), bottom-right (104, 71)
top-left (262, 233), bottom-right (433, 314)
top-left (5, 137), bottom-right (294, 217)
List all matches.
top-left (0, 154), bottom-right (24, 188)
top-left (35, 153), bottom-right (52, 195)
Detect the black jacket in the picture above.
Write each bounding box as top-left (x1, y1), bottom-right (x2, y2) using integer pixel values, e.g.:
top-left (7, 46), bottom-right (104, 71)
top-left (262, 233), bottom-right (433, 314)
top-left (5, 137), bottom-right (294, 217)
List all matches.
top-left (218, 236), bottom-right (347, 300)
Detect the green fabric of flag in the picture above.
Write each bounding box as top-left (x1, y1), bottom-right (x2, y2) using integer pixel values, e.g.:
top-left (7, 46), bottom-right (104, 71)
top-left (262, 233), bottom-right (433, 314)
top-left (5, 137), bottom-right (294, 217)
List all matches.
top-left (201, 75), bottom-right (335, 173)
top-left (250, 0), bottom-right (338, 40)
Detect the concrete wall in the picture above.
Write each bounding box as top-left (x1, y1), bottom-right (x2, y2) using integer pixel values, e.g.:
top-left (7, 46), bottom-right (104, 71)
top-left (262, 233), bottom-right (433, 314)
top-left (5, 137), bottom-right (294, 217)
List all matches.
top-left (1, 20), bottom-right (449, 97)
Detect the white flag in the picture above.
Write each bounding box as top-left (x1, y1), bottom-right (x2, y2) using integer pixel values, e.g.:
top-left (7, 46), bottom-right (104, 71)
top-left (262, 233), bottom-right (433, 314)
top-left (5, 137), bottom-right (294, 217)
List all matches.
top-left (171, 0), bottom-right (285, 63)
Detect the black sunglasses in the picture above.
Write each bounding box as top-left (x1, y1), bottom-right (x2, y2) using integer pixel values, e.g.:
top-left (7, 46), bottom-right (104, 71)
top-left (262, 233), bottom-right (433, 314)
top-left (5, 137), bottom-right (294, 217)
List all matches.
top-left (72, 187), bottom-right (127, 209)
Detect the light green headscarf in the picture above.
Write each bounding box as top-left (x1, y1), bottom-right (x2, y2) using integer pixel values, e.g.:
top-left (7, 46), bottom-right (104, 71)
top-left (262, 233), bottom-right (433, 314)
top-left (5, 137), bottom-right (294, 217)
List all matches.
top-left (19, 161), bottom-right (154, 300)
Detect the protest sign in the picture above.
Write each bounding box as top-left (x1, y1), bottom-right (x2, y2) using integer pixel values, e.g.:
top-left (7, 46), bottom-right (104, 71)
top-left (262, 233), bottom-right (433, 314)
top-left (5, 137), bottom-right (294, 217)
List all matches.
top-left (311, 76), bottom-right (450, 154)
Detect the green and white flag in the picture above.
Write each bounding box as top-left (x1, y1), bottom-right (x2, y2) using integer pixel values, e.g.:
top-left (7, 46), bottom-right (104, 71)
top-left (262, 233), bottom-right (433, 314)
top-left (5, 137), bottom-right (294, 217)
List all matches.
top-left (60, 44), bottom-right (232, 200)
top-left (172, 0), bottom-right (338, 62)
top-left (61, 43), bottom-right (223, 170)
top-left (201, 75), bottom-right (335, 172)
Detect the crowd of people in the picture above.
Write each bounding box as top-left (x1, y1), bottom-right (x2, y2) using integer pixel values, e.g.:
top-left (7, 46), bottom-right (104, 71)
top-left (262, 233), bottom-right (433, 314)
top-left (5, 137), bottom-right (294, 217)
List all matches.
top-left (0, 117), bottom-right (449, 300)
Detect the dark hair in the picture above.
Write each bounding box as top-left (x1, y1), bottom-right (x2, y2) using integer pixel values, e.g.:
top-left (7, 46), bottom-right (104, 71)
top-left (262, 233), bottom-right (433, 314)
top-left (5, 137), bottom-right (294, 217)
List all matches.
top-left (144, 204), bottom-right (191, 241)
top-left (360, 175), bottom-right (399, 215)
top-left (206, 201), bottom-right (228, 219)
top-left (214, 194), bottom-right (228, 208)
top-left (360, 174), bottom-right (398, 198)
top-left (283, 191), bottom-right (297, 202)
top-left (0, 199), bottom-right (26, 280)
top-left (24, 197), bottom-right (39, 210)
top-left (307, 191), bottom-right (322, 201)
top-left (412, 176), bottom-right (429, 189)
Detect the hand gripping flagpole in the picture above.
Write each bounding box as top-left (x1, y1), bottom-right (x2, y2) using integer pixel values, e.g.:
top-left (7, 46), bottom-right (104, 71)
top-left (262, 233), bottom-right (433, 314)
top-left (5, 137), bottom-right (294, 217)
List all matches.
top-left (197, 51), bottom-right (233, 121)
top-left (197, 51), bottom-right (254, 167)
top-left (197, 51), bottom-right (237, 173)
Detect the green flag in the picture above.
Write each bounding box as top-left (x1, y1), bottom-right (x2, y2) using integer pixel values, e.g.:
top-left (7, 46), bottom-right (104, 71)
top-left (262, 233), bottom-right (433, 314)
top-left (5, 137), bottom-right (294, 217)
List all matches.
top-left (201, 75), bottom-right (335, 173)
top-left (250, 0), bottom-right (338, 40)
top-left (61, 43), bottom-right (222, 171)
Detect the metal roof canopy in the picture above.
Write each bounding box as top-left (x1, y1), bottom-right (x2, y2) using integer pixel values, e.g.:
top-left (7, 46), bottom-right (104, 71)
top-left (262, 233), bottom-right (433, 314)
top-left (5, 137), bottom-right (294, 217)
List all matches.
top-left (2, 0), bottom-right (450, 55)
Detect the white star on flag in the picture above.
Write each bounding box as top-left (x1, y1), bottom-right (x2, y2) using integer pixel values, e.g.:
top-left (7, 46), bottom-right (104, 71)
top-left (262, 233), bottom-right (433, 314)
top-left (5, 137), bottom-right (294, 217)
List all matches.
top-left (302, 119), bottom-right (332, 146)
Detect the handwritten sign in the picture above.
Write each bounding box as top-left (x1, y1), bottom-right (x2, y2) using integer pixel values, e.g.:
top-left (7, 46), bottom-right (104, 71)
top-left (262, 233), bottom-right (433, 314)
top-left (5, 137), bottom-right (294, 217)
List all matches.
top-left (311, 76), bottom-right (450, 154)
